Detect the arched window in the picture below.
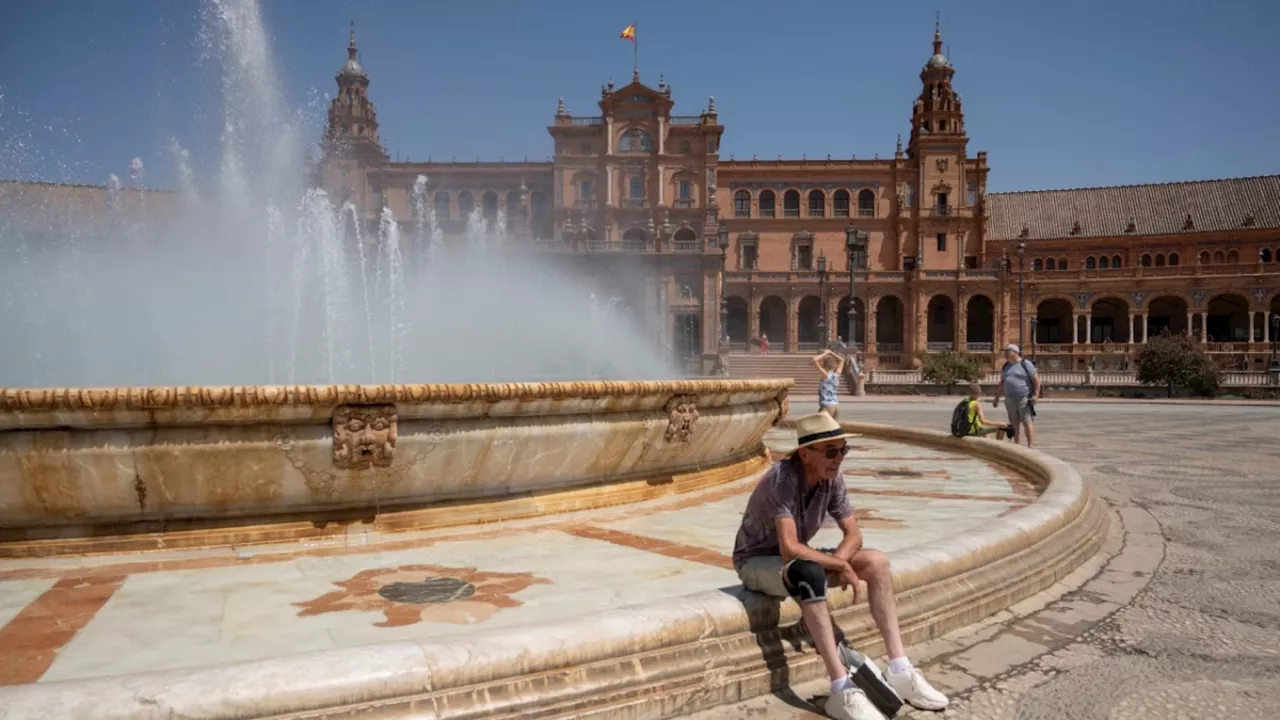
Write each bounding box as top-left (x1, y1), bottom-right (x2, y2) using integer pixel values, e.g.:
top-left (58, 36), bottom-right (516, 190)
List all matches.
top-left (832, 189), bottom-right (850, 217)
top-left (759, 190), bottom-right (776, 218)
top-left (1033, 258), bottom-right (1043, 271)
top-left (1099, 256), bottom-right (1110, 269)
top-left (783, 190), bottom-right (801, 217)
top-left (1046, 258), bottom-right (1056, 271)
top-left (1155, 253), bottom-right (1166, 266)
top-left (857, 189), bottom-right (876, 217)
top-left (482, 190), bottom-right (499, 218)
top-left (619, 128), bottom-right (653, 153)
top-left (807, 190), bottom-right (825, 217)
top-left (629, 176), bottom-right (643, 200)
top-left (1263, 249), bottom-right (1274, 263)
top-left (1058, 257), bottom-right (1068, 269)
top-left (734, 190), bottom-right (751, 218)
top-left (1086, 256), bottom-right (1097, 269)
top-left (1227, 249), bottom-right (1239, 264)
top-left (1213, 250), bottom-right (1225, 264)
top-left (434, 191), bottom-right (450, 220)
top-left (1198, 251), bottom-right (1210, 265)
top-left (1141, 254), bottom-right (1152, 267)
top-left (1112, 255), bottom-right (1122, 268)
top-left (458, 191), bottom-right (474, 217)
top-left (1168, 252), bottom-right (1179, 266)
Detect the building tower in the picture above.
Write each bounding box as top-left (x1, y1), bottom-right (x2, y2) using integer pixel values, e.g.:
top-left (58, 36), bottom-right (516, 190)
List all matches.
top-left (907, 20), bottom-right (967, 158)
top-left (320, 23), bottom-right (388, 209)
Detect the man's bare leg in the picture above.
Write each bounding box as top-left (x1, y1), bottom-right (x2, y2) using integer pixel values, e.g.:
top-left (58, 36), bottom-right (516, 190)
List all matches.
top-left (1024, 421), bottom-right (1036, 448)
top-left (800, 600), bottom-right (850, 682)
top-left (850, 549), bottom-right (905, 658)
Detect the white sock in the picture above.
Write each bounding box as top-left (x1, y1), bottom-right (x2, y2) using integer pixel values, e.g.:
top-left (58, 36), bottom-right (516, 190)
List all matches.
top-left (887, 657), bottom-right (912, 675)
top-left (831, 675), bottom-right (853, 694)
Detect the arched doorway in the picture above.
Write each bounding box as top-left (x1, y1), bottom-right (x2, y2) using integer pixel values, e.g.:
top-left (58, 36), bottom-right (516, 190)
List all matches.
top-left (926, 295), bottom-right (955, 349)
top-left (621, 227), bottom-right (646, 250)
top-left (1147, 296), bottom-right (1188, 337)
top-left (458, 191), bottom-right (475, 218)
top-left (835, 296), bottom-right (866, 346)
top-left (1206, 294), bottom-right (1249, 342)
top-left (966, 295), bottom-right (995, 350)
top-left (759, 295), bottom-right (787, 348)
top-left (1034, 299), bottom-right (1073, 345)
top-left (1089, 297), bottom-right (1130, 343)
top-left (672, 226), bottom-right (697, 250)
top-left (798, 296), bottom-right (822, 346)
top-left (506, 191), bottom-right (521, 218)
top-left (673, 313), bottom-right (701, 362)
top-left (726, 296), bottom-right (748, 347)
top-left (875, 296), bottom-right (905, 353)
top-left (482, 190), bottom-right (499, 220)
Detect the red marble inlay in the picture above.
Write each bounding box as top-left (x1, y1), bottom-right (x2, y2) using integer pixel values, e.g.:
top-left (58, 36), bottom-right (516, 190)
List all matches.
top-left (0, 574), bottom-right (126, 685)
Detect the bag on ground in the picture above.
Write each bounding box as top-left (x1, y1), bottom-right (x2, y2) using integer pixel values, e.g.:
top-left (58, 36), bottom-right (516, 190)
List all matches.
top-left (838, 643), bottom-right (904, 717)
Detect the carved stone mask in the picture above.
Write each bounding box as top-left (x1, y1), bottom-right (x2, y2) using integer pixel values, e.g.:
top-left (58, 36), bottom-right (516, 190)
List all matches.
top-left (333, 404), bottom-right (397, 469)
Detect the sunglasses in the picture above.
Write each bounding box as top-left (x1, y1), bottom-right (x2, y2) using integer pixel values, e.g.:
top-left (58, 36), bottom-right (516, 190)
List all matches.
top-left (819, 444), bottom-right (850, 459)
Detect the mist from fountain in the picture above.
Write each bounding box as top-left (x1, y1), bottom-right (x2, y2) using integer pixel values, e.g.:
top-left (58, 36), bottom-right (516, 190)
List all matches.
top-left (0, 0), bottom-right (675, 389)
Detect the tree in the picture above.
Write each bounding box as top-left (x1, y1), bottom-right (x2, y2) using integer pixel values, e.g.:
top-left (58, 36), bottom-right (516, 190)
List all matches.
top-left (917, 351), bottom-right (984, 394)
top-left (1134, 330), bottom-right (1222, 397)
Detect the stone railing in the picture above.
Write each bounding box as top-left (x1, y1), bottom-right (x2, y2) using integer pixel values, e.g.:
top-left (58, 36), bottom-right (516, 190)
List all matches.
top-left (867, 370), bottom-right (1273, 387)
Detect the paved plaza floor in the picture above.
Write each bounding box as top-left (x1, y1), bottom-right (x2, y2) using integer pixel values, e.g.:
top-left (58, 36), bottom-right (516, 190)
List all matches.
top-left (0, 431), bottom-right (1034, 687)
top-left (692, 399), bottom-right (1280, 719)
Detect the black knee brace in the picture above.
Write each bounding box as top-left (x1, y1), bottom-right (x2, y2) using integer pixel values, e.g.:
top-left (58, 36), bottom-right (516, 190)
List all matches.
top-left (782, 558), bottom-right (828, 603)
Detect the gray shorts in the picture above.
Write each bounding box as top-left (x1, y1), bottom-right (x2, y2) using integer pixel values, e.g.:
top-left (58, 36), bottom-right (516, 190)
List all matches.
top-left (1005, 395), bottom-right (1034, 428)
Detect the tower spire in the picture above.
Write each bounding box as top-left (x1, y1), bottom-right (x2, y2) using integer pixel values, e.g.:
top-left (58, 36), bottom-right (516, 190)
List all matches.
top-left (933, 11), bottom-right (943, 55)
top-left (348, 21), bottom-right (358, 61)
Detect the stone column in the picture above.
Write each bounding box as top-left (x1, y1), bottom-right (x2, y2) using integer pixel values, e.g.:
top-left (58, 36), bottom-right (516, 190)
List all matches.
top-left (787, 294), bottom-right (801, 352)
top-left (956, 298), bottom-right (968, 352)
top-left (1072, 313), bottom-right (1081, 344)
top-left (605, 163), bottom-right (614, 207)
top-left (1187, 311), bottom-right (1194, 339)
top-left (1085, 315), bottom-right (1093, 344)
top-left (865, 295), bottom-right (878, 357)
top-left (748, 287), bottom-right (760, 345)
top-left (1265, 312), bottom-right (1272, 344)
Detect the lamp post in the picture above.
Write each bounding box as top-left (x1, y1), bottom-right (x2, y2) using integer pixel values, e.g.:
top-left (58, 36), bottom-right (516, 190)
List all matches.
top-left (717, 222), bottom-right (731, 371)
top-left (817, 252), bottom-right (828, 346)
top-left (1030, 314), bottom-right (1037, 358)
top-left (845, 225), bottom-right (869, 350)
top-left (1017, 242), bottom-right (1026, 349)
top-left (1270, 313), bottom-right (1280, 378)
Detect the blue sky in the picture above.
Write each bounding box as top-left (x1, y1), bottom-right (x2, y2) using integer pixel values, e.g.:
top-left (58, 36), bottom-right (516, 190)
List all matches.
top-left (2, 0), bottom-right (1277, 192)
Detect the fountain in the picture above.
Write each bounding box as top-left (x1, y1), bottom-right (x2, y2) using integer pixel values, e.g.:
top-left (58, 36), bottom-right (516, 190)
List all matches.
top-left (0, 2), bottom-right (1106, 718)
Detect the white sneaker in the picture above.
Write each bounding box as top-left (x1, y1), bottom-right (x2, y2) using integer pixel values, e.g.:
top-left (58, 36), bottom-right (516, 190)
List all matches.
top-left (823, 687), bottom-right (887, 720)
top-left (886, 667), bottom-right (949, 710)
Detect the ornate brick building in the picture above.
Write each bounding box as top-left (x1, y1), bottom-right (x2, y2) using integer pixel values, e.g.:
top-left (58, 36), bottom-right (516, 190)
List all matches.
top-left (6, 24), bottom-right (1277, 374)
top-left (320, 23), bottom-right (1280, 372)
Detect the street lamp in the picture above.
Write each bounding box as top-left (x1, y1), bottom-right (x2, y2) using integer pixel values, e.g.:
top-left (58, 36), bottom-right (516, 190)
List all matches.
top-left (717, 222), bottom-right (731, 361)
top-left (817, 252), bottom-right (828, 346)
top-left (845, 225), bottom-right (869, 350)
top-left (1017, 242), bottom-right (1026, 349)
top-left (1270, 313), bottom-right (1280, 376)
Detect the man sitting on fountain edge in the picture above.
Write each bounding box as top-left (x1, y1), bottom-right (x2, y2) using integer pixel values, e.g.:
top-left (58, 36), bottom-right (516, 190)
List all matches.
top-left (732, 413), bottom-right (949, 720)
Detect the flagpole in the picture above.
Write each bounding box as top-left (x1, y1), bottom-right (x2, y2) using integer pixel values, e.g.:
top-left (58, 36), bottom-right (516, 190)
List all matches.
top-left (633, 22), bottom-right (639, 79)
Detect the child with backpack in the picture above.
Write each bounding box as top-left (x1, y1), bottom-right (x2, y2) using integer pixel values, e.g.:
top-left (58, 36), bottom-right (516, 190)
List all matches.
top-left (950, 383), bottom-right (1014, 439)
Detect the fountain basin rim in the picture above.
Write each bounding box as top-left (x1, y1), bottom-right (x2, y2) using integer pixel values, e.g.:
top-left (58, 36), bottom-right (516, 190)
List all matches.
top-left (0, 421), bottom-right (1108, 720)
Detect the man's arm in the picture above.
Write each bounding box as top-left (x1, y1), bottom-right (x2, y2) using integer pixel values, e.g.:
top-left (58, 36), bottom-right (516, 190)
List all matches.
top-left (776, 517), bottom-right (850, 572)
top-left (1030, 364), bottom-right (1042, 400)
top-left (830, 513), bottom-right (864, 563)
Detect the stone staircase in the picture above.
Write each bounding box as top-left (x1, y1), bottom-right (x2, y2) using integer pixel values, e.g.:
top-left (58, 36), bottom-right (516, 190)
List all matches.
top-left (724, 353), bottom-right (828, 396)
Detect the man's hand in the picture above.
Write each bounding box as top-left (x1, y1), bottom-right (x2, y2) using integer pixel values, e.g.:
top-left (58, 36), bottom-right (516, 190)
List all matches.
top-left (837, 566), bottom-right (861, 602)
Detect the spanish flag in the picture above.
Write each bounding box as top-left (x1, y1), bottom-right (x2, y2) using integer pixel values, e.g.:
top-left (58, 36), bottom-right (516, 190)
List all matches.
top-left (620, 24), bottom-right (636, 41)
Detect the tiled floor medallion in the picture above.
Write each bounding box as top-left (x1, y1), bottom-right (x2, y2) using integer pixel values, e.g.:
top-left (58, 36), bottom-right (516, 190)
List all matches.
top-left (294, 564), bottom-right (551, 627)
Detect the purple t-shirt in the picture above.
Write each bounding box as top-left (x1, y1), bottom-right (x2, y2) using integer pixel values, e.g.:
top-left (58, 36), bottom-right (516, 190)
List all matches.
top-left (732, 457), bottom-right (854, 571)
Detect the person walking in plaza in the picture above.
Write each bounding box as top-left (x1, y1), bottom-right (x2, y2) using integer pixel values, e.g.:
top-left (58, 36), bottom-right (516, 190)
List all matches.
top-left (733, 413), bottom-right (950, 719)
top-left (991, 344), bottom-right (1040, 448)
top-left (813, 349), bottom-right (845, 419)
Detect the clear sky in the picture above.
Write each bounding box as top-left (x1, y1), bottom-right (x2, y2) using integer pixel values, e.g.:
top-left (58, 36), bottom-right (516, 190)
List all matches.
top-left (2, 0), bottom-right (1277, 193)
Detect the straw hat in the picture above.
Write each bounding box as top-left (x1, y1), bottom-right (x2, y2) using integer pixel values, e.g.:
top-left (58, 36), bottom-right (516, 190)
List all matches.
top-left (794, 412), bottom-right (856, 450)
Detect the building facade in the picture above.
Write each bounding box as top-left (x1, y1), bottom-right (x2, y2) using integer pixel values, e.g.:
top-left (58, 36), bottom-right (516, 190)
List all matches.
top-left (6, 24), bottom-right (1278, 373)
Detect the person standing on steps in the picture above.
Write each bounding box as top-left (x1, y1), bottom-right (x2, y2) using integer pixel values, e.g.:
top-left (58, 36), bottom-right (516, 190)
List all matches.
top-left (991, 344), bottom-right (1041, 448)
top-left (733, 413), bottom-right (950, 720)
top-left (813, 349), bottom-right (845, 419)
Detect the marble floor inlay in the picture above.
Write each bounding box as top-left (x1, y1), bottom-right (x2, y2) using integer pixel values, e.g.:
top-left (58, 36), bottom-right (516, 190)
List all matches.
top-left (0, 434), bottom-right (1035, 684)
